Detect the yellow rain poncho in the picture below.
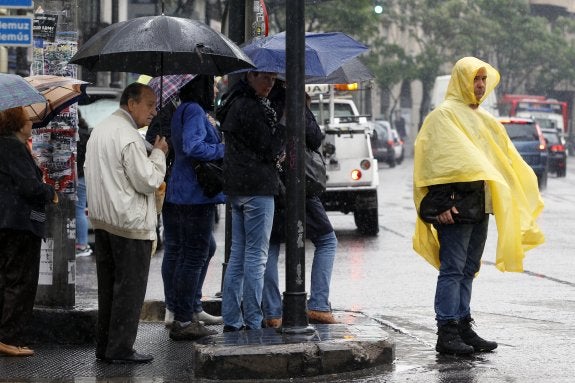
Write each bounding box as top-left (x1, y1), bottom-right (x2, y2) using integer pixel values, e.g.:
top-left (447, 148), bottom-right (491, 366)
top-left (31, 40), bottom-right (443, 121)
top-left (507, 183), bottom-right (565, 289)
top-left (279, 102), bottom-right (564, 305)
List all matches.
top-left (413, 57), bottom-right (544, 272)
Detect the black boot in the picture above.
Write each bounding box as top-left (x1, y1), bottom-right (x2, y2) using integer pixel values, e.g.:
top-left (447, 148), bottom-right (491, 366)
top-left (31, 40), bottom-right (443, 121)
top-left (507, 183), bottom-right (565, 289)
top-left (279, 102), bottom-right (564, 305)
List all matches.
top-left (458, 317), bottom-right (498, 352)
top-left (436, 321), bottom-right (475, 355)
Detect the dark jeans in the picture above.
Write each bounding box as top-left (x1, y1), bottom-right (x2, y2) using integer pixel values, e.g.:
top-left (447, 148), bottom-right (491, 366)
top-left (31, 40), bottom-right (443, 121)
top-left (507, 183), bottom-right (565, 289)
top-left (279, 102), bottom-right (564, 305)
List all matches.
top-left (161, 202), bottom-right (216, 322)
top-left (434, 215), bottom-right (488, 326)
top-left (95, 229), bottom-right (152, 359)
top-left (0, 229), bottom-right (41, 345)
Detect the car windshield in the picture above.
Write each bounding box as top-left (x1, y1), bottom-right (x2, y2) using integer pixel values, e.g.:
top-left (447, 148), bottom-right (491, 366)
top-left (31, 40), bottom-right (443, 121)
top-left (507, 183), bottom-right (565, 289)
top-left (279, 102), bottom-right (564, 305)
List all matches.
top-left (503, 123), bottom-right (538, 141)
top-left (78, 99), bottom-right (120, 129)
top-left (310, 102), bottom-right (355, 120)
top-left (373, 123), bottom-right (389, 142)
top-left (535, 118), bottom-right (558, 131)
top-left (542, 131), bottom-right (560, 145)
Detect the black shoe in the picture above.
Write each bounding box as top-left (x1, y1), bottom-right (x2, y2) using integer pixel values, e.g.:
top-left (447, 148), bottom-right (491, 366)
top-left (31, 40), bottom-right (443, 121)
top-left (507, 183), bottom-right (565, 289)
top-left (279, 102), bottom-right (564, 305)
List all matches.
top-left (223, 325), bottom-right (246, 332)
top-left (105, 351), bottom-right (154, 364)
top-left (436, 321), bottom-right (475, 355)
top-left (458, 317), bottom-right (498, 352)
top-left (169, 320), bottom-right (217, 341)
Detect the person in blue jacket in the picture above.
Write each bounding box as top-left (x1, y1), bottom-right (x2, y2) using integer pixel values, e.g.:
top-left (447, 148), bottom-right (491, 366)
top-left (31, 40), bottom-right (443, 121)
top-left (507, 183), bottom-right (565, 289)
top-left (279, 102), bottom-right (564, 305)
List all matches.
top-left (162, 75), bottom-right (224, 341)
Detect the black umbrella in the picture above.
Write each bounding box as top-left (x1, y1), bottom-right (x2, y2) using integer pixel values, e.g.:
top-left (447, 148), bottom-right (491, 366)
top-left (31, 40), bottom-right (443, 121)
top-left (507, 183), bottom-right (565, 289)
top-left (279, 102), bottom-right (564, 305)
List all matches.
top-left (69, 15), bottom-right (254, 76)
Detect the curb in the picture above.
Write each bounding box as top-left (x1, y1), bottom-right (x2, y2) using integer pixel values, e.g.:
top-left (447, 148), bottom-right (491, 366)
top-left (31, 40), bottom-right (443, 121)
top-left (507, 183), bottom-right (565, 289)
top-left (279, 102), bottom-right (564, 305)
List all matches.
top-left (192, 324), bottom-right (395, 380)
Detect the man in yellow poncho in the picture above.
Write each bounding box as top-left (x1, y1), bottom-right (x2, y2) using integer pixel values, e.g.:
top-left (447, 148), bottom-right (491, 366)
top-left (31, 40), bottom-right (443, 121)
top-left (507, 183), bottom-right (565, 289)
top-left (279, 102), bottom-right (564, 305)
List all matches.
top-left (413, 57), bottom-right (544, 355)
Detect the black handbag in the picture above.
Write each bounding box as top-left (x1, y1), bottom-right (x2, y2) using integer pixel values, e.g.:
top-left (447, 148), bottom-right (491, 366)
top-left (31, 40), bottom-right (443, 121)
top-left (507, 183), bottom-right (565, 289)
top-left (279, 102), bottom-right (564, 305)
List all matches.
top-left (180, 104), bottom-right (224, 198)
top-left (193, 159), bottom-right (224, 198)
top-left (305, 148), bottom-right (326, 197)
top-left (419, 181), bottom-right (486, 224)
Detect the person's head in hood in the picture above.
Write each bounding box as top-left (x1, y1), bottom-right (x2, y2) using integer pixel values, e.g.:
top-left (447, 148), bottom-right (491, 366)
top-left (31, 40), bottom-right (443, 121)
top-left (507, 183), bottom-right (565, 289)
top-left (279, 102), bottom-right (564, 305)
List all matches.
top-left (445, 57), bottom-right (500, 110)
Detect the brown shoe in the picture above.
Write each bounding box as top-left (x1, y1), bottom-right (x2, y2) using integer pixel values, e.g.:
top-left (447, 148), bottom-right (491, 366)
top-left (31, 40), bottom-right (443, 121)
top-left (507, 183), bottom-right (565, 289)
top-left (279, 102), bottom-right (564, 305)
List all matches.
top-left (307, 310), bottom-right (339, 324)
top-left (0, 342), bottom-right (34, 356)
top-left (264, 318), bottom-right (282, 328)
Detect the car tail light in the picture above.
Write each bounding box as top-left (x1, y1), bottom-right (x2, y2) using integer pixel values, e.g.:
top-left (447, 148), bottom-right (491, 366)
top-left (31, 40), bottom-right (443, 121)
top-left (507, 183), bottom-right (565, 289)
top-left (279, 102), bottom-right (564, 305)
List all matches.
top-left (351, 169), bottom-right (362, 180)
top-left (538, 136), bottom-right (547, 151)
top-left (360, 159), bottom-right (371, 170)
top-left (550, 144), bottom-right (565, 152)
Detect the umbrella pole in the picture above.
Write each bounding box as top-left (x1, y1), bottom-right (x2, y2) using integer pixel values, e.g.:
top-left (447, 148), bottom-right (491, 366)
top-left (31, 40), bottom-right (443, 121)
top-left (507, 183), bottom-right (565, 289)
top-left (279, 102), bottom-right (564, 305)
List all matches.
top-left (159, 53), bottom-right (164, 136)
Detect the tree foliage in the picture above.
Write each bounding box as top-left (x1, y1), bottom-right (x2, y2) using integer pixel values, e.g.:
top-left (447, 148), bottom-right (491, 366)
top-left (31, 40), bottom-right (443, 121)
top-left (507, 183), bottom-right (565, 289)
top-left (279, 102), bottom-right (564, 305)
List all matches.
top-left (263, 0), bottom-right (379, 41)
top-left (210, 0), bottom-right (575, 123)
top-left (382, 0), bottom-right (575, 121)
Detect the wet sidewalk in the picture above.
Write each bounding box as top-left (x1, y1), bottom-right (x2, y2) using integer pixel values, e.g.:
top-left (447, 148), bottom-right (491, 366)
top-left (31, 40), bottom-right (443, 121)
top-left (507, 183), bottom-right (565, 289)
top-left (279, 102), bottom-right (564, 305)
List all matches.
top-left (0, 312), bottom-right (393, 382)
top-left (1, 241), bottom-right (395, 381)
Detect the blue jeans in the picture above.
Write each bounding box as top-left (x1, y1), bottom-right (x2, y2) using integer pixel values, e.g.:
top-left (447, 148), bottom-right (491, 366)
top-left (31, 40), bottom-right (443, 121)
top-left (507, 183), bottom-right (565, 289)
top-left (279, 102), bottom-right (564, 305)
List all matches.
top-left (434, 215), bottom-right (488, 326)
top-left (263, 231), bottom-right (337, 319)
top-left (75, 177), bottom-right (89, 247)
top-left (222, 196), bottom-right (274, 329)
top-left (163, 236), bottom-right (216, 314)
top-left (161, 202), bottom-right (216, 322)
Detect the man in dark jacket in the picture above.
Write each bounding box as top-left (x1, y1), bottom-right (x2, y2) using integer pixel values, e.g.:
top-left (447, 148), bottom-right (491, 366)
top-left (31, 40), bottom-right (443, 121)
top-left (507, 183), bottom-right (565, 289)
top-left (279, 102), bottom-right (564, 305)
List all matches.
top-left (217, 71), bottom-right (284, 331)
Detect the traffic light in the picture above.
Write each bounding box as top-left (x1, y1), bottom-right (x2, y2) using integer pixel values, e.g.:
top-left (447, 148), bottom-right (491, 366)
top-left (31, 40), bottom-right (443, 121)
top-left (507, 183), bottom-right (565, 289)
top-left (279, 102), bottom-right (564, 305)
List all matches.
top-left (374, 0), bottom-right (384, 14)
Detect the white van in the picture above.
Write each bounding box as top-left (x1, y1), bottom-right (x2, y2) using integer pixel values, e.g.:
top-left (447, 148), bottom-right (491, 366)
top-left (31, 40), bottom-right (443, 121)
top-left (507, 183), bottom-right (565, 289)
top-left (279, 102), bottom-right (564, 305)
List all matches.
top-left (430, 75), bottom-right (499, 116)
top-left (309, 97), bottom-right (380, 235)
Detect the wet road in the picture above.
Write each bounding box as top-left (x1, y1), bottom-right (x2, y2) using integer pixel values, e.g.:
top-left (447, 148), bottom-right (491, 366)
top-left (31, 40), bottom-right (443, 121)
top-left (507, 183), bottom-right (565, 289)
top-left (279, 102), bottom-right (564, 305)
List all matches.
top-left (157, 155), bottom-right (575, 382)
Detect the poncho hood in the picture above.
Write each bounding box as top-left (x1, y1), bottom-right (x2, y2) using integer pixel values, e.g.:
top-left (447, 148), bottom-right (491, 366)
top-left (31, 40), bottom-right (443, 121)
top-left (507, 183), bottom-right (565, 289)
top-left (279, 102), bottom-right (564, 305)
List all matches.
top-left (413, 57), bottom-right (544, 272)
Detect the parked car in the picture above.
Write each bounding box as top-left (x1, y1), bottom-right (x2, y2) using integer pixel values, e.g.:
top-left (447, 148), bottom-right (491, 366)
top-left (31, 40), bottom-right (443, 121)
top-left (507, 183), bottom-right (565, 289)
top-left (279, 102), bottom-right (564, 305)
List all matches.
top-left (78, 87), bottom-right (122, 130)
top-left (369, 120), bottom-right (404, 167)
top-left (498, 117), bottom-right (548, 189)
top-left (389, 126), bottom-right (405, 164)
top-left (541, 128), bottom-right (567, 177)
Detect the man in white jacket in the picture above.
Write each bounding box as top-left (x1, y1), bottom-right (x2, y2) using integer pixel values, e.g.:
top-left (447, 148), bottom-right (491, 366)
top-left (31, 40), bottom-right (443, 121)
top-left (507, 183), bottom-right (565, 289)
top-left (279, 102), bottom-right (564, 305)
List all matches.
top-left (85, 83), bottom-right (168, 364)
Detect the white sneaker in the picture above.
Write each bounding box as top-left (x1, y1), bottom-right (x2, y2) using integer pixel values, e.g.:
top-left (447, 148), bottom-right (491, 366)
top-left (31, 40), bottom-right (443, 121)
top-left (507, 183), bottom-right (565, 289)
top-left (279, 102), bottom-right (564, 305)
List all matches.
top-left (164, 309), bottom-right (174, 328)
top-left (194, 310), bottom-right (223, 325)
top-left (75, 245), bottom-right (92, 257)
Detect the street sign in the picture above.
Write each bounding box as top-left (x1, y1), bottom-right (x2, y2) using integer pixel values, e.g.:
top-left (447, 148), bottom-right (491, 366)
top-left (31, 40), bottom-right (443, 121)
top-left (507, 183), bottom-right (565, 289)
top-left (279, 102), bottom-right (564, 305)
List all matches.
top-left (0, 16), bottom-right (33, 46)
top-left (0, 0), bottom-right (33, 8)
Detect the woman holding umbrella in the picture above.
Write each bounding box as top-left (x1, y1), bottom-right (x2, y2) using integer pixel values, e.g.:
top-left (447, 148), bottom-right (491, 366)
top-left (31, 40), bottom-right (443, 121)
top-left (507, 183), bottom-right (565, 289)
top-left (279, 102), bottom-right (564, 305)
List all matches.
top-left (0, 106), bottom-right (59, 356)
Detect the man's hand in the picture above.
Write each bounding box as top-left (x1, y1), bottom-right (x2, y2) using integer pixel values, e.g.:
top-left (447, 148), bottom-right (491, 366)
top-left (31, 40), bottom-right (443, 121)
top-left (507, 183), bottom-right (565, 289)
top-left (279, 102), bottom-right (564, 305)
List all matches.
top-left (154, 135), bottom-right (169, 156)
top-left (437, 206), bottom-right (459, 225)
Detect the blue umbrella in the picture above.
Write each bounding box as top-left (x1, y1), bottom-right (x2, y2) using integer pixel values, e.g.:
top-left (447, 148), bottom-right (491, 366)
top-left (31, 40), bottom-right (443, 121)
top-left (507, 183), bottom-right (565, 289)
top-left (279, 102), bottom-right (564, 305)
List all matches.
top-left (305, 57), bottom-right (374, 84)
top-left (241, 31), bottom-right (368, 76)
top-left (0, 73), bottom-right (46, 112)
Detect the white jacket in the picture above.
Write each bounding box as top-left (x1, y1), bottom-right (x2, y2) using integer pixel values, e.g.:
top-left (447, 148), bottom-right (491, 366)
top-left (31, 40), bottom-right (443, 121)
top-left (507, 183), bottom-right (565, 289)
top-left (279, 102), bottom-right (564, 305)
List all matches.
top-left (85, 109), bottom-right (166, 240)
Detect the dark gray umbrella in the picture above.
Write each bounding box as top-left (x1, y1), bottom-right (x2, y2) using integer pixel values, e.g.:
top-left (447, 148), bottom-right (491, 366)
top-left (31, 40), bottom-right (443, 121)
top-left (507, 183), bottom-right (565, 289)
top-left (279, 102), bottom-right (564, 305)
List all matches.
top-left (305, 57), bottom-right (374, 84)
top-left (69, 15), bottom-right (254, 76)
